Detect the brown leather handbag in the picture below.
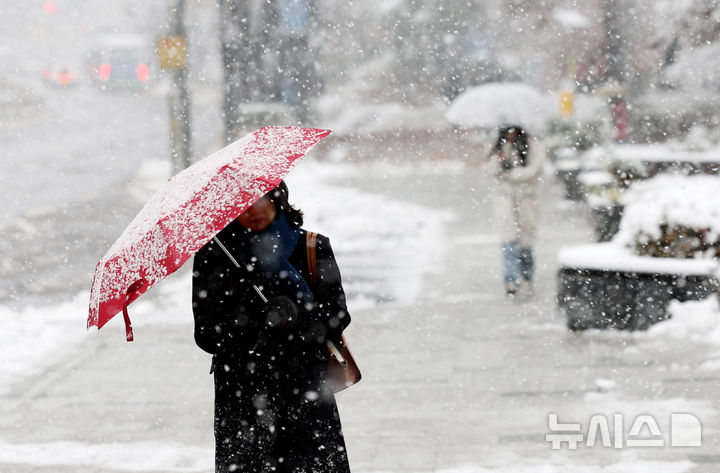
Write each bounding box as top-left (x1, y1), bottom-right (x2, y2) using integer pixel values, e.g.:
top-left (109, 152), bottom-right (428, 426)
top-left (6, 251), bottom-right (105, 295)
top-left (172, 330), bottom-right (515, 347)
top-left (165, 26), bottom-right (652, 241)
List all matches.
top-left (306, 232), bottom-right (361, 393)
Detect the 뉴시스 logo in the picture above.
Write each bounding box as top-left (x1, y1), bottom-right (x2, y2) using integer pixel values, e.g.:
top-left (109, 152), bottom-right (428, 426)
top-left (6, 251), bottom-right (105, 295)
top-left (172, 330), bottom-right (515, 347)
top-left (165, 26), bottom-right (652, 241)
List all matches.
top-left (546, 413), bottom-right (702, 449)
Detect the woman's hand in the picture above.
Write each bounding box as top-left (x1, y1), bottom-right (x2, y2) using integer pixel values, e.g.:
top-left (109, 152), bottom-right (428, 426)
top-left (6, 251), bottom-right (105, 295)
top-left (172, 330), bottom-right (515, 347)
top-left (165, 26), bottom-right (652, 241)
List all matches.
top-left (264, 295), bottom-right (300, 328)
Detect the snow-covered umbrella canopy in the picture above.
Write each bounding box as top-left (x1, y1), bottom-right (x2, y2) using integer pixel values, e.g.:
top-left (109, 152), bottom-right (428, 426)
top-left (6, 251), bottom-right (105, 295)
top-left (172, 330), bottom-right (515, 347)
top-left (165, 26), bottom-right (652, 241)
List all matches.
top-left (446, 82), bottom-right (552, 133)
top-left (88, 126), bottom-right (331, 341)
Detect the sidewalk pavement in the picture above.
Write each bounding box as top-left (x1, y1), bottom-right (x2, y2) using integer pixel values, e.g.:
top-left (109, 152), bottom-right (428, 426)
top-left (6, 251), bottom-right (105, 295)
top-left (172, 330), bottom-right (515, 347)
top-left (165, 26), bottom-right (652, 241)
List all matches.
top-left (1, 160), bottom-right (719, 472)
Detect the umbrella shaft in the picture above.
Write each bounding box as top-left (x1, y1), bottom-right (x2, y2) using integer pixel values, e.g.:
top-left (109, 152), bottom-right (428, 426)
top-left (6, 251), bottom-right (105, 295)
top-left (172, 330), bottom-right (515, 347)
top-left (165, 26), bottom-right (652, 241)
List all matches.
top-left (253, 285), bottom-right (269, 303)
top-left (211, 236), bottom-right (268, 303)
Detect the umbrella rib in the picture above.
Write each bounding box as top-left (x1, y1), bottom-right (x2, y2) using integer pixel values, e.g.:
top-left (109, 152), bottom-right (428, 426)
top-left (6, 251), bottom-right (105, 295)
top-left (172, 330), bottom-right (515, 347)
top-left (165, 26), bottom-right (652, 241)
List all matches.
top-left (212, 236), bottom-right (241, 267)
top-left (211, 236), bottom-right (268, 303)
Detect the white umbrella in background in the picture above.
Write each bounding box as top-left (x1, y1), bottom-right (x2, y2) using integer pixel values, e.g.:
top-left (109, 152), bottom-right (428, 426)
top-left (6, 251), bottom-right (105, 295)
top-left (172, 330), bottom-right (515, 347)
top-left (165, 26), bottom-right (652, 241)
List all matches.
top-left (552, 8), bottom-right (590, 29)
top-left (446, 82), bottom-right (552, 133)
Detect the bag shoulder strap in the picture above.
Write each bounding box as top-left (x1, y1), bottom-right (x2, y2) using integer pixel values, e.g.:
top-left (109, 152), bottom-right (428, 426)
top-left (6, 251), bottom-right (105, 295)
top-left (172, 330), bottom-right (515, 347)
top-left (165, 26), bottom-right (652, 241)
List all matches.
top-left (305, 231), bottom-right (318, 290)
top-left (306, 231), bottom-right (348, 350)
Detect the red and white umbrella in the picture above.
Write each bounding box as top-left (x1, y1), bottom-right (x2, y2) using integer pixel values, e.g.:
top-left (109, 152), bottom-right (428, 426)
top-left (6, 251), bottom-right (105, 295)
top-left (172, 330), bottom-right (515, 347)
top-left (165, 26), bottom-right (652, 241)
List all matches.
top-left (88, 126), bottom-right (331, 341)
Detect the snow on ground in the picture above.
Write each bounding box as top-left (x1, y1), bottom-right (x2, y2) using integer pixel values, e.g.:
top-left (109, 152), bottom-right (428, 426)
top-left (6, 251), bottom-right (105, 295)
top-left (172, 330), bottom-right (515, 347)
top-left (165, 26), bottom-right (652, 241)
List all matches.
top-left (0, 155), bottom-right (452, 395)
top-left (642, 295), bottom-right (720, 347)
top-left (286, 160), bottom-right (453, 306)
top-left (622, 293), bottom-right (720, 372)
top-left (419, 460), bottom-right (695, 473)
top-left (0, 438), bottom-right (697, 473)
top-left (0, 439), bottom-right (212, 472)
top-left (0, 292), bottom-right (89, 396)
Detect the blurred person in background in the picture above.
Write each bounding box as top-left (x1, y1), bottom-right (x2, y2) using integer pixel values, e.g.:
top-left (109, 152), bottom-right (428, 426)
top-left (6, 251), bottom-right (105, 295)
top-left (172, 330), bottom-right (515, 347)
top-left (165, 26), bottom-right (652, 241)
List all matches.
top-left (192, 180), bottom-right (352, 473)
top-left (487, 125), bottom-right (545, 296)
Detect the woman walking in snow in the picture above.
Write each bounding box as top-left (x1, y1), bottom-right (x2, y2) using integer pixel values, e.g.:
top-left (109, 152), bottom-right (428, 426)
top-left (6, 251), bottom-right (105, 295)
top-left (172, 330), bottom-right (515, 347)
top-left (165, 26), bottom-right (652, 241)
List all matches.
top-left (487, 125), bottom-right (545, 296)
top-left (192, 180), bottom-right (352, 472)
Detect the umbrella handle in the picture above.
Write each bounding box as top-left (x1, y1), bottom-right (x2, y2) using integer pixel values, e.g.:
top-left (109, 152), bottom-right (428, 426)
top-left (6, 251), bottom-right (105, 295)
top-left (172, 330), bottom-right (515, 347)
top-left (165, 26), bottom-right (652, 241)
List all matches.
top-left (327, 339), bottom-right (347, 367)
top-left (122, 305), bottom-right (134, 342)
top-left (212, 236), bottom-right (268, 303)
top-left (122, 280), bottom-right (146, 342)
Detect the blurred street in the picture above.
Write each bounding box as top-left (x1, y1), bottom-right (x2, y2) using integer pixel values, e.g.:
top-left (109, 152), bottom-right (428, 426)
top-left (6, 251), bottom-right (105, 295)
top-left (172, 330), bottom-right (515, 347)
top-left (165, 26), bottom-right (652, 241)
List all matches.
top-left (0, 88), bottom-right (165, 304)
top-left (1, 89), bottom-right (163, 229)
top-left (0, 145), bottom-right (718, 472)
top-left (0, 85), bottom-right (224, 306)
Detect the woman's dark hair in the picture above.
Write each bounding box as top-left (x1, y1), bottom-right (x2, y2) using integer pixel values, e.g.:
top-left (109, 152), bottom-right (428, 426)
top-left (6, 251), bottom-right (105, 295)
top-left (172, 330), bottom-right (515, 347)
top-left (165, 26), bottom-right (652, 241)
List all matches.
top-left (493, 125), bottom-right (529, 167)
top-left (268, 180), bottom-right (304, 228)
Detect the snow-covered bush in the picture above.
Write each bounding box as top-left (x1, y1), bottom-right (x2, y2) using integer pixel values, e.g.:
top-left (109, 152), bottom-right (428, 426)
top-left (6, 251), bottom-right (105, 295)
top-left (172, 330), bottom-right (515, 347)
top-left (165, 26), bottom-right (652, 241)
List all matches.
top-left (615, 175), bottom-right (720, 259)
top-left (635, 225), bottom-right (720, 259)
top-left (607, 158), bottom-right (648, 189)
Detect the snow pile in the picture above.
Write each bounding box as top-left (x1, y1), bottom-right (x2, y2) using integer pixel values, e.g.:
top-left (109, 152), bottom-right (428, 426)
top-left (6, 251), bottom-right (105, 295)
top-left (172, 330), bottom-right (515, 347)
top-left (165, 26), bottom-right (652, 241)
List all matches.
top-left (577, 170), bottom-right (614, 188)
top-left (0, 276), bottom-right (194, 397)
top-left (0, 293), bottom-right (88, 396)
top-left (615, 174), bottom-right (720, 253)
top-left (584, 143), bottom-right (720, 166)
top-left (556, 242), bottom-right (717, 275)
top-left (643, 295), bottom-right (720, 345)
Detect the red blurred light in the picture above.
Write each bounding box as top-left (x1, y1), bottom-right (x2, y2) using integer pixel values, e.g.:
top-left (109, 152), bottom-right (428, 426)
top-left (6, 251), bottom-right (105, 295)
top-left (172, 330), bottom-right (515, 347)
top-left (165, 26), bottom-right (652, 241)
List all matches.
top-left (135, 63), bottom-right (149, 82)
top-left (44, 2), bottom-right (56, 14)
top-left (98, 63), bottom-right (112, 81)
top-left (57, 71), bottom-right (75, 86)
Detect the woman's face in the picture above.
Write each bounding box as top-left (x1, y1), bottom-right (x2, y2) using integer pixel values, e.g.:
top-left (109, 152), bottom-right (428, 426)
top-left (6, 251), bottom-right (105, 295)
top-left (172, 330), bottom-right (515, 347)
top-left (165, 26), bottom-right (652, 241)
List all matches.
top-left (237, 195), bottom-right (277, 232)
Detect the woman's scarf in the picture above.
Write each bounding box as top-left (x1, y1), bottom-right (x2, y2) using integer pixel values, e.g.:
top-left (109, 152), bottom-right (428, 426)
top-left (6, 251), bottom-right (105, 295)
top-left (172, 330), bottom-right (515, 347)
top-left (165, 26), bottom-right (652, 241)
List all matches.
top-left (231, 213), bottom-right (312, 302)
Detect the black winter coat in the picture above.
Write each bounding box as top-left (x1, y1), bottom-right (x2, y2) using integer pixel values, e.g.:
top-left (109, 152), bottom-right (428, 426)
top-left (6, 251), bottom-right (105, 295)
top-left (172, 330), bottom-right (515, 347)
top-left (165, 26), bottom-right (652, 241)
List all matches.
top-left (192, 220), bottom-right (352, 473)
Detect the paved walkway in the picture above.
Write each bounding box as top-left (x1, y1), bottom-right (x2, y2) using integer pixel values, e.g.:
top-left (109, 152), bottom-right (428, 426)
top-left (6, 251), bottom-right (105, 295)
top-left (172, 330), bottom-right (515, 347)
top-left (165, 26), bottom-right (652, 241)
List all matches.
top-left (339, 164), bottom-right (720, 472)
top-left (1, 157), bottom-right (719, 472)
